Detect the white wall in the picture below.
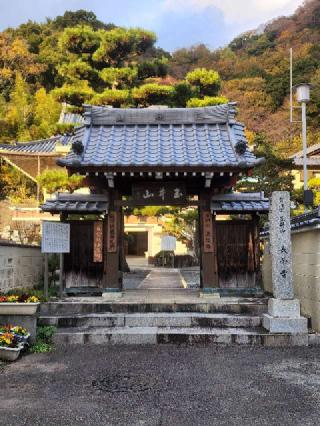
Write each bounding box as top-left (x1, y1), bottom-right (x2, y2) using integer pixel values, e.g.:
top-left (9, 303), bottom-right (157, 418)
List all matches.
top-left (262, 226), bottom-right (320, 331)
top-left (0, 243), bottom-right (43, 293)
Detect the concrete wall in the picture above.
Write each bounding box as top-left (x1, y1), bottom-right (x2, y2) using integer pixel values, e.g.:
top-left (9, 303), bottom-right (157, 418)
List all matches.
top-left (0, 242), bottom-right (43, 293)
top-left (262, 226), bottom-right (320, 331)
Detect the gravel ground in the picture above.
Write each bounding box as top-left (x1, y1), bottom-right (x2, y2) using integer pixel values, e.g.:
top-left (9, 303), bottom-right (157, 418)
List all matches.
top-left (1, 344), bottom-right (320, 425)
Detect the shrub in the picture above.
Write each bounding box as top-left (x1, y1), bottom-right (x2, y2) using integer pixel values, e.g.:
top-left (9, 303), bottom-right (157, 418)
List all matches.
top-left (186, 68), bottom-right (221, 97)
top-left (99, 67), bottom-right (137, 89)
top-left (90, 89), bottom-right (131, 107)
top-left (187, 96), bottom-right (228, 108)
top-left (52, 80), bottom-right (94, 106)
top-left (132, 83), bottom-right (174, 106)
top-left (29, 326), bottom-right (56, 353)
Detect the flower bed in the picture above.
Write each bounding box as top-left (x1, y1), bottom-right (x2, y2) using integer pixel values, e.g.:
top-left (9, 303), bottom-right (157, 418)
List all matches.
top-left (0, 295), bottom-right (40, 315)
top-left (0, 295), bottom-right (39, 303)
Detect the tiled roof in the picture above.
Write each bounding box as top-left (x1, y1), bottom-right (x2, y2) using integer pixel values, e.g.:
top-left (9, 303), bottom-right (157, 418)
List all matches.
top-left (211, 192), bottom-right (269, 213)
top-left (0, 135), bottom-right (73, 155)
top-left (291, 143), bottom-right (320, 168)
top-left (59, 104), bottom-right (263, 170)
top-left (59, 112), bottom-right (84, 125)
top-left (291, 142), bottom-right (320, 159)
top-left (41, 193), bottom-right (109, 214)
top-left (84, 103), bottom-right (237, 126)
top-left (261, 207), bottom-right (320, 237)
top-left (293, 158), bottom-right (320, 167)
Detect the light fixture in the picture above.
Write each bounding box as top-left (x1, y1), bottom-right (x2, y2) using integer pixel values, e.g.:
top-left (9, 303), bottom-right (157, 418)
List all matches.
top-left (294, 83), bottom-right (313, 208)
top-left (294, 83), bottom-right (311, 103)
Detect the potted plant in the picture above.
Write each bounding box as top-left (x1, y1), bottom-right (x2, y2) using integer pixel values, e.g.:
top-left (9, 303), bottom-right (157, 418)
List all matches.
top-left (0, 332), bottom-right (24, 362)
top-left (0, 295), bottom-right (40, 315)
top-left (10, 326), bottom-right (30, 345)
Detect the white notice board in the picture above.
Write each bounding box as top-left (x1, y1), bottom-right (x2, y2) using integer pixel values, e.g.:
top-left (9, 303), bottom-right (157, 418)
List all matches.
top-left (161, 235), bottom-right (176, 251)
top-left (41, 221), bottom-right (70, 253)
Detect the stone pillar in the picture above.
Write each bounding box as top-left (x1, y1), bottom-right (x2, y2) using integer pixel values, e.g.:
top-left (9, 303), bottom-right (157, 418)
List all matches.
top-left (263, 192), bottom-right (307, 333)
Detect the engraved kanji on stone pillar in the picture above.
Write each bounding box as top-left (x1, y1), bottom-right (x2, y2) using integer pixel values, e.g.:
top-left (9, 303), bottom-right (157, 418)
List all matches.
top-left (269, 191), bottom-right (294, 299)
top-left (263, 191), bottom-right (308, 335)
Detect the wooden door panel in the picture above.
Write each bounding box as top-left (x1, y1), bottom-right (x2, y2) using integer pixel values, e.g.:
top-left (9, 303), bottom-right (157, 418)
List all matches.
top-left (216, 221), bottom-right (258, 289)
top-left (64, 221), bottom-right (103, 288)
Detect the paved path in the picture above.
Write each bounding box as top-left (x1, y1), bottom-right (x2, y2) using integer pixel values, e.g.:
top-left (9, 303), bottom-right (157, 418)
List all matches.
top-left (138, 268), bottom-right (184, 289)
top-left (1, 345), bottom-right (320, 425)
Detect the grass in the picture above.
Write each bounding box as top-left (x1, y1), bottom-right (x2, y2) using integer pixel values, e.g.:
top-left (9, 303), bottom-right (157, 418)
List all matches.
top-left (29, 326), bottom-right (56, 354)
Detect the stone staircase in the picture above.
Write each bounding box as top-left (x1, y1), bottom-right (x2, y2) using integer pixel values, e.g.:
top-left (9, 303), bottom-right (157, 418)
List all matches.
top-left (39, 297), bottom-right (309, 346)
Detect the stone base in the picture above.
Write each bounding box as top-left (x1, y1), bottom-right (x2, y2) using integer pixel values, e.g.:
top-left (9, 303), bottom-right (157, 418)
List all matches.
top-left (268, 298), bottom-right (300, 318)
top-left (199, 292), bottom-right (220, 299)
top-left (263, 314), bottom-right (308, 333)
top-left (102, 291), bottom-right (123, 300)
top-left (200, 288), bottom-right (264, 297)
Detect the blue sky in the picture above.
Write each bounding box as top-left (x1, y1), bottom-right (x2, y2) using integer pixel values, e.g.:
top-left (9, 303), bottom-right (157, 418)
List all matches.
top-left (0, 0), bottom-right (304, 51)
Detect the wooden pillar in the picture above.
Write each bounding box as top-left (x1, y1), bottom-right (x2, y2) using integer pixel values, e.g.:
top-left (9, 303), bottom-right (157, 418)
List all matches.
top-left (252, 214), bottom-right (260, 271)
top-left (199, 190), bottom-right (218, 289)
top-left (212, 214), bottom-right (219, 285)
top-left (102, 190), bottom-right (122, 291)
top-left (59, 213), bottom-right (67, 296)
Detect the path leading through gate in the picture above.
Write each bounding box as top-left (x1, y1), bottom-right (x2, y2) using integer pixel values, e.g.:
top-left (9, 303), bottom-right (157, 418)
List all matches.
top-left (138, 268), bottom-right (185, 289)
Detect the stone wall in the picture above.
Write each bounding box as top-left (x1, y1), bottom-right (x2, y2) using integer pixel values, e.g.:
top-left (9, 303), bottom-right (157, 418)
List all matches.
top-left (262, 226), bottom-right (320, 331)
top-left (0, 242), bottom-right (43, 293)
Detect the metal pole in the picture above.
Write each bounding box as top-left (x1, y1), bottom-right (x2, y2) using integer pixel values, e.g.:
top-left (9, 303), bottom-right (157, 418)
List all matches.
top-left (59, 253), bottom-right (64, 299)
top-left (44, 252), bottom-right (49, 299)
top-left (290, 48), bottom-right (293, 143)
top-left (302, 101), bottom-right (308, 192)
top-left (36, 155), bottom-right (40, 202)
top-left (290, 49), bottom-right (293, 123)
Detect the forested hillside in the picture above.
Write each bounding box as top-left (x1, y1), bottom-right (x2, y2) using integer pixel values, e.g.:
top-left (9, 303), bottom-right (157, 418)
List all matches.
top-left (0, 1), bottom-right (320, 154)
top-left (0, 10), bottom-right (225, 143)
top-left (170, 0), bottom-right (320, 150)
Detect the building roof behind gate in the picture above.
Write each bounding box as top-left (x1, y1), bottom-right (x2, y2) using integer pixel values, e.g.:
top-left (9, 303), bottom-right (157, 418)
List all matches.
top-left (0, 135), bottom-right (72, 155)
top-left (58, 104), bottom-right (264, 171)
top-left (41, 193), bottom-right (109, 214)
top-left (211, 192), bottom-right (269, 213)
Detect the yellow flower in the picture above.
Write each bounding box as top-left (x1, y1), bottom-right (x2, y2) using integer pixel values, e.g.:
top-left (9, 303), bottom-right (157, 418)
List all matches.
top-left (11, 326), bottom-right (27, 336)
top-left (7, 295), bottom-right (19, 303)
top-left (25, 296), bottom-right (39, 303)
top-left (0, 332), bottom-right (14, 346)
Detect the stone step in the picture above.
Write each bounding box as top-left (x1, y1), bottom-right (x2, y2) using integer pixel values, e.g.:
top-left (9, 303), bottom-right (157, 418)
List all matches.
top-left (53, 326), bottom-right (308, 347)
top-left (40, 299), bottom-right (268, 316)
top-left (39, 312), bottom-right (262, 329)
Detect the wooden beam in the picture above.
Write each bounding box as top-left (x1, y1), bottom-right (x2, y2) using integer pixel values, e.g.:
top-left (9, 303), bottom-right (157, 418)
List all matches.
top-left (114, 199), bottom-right (202, 207)
top-left (1, 155), bottom-right (37, 183)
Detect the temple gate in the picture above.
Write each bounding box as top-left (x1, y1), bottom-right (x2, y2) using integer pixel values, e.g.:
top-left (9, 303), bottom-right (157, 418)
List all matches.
top-left (42, 103), bottom-right (269, 295)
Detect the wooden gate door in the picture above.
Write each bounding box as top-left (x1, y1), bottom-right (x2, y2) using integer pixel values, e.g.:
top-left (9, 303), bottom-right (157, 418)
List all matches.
top-left (216, 220), bottom-right (260, 289)
top-left (64, 221), bottom-right (103, 288)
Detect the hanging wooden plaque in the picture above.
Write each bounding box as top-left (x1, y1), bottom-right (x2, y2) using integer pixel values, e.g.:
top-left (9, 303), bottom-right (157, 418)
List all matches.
top-left (93, 221), bottom-right (103, 262)
top-left (107, 212), bottom-right (117, 253)
top-left (203, 211), bottom-right (214, 253)
top-left (132, 182), bottom-right (187, 205)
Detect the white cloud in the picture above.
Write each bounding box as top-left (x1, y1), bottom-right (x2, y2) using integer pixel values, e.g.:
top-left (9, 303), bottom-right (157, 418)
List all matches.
top-left (163, 0), bottom-right (303, 24)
